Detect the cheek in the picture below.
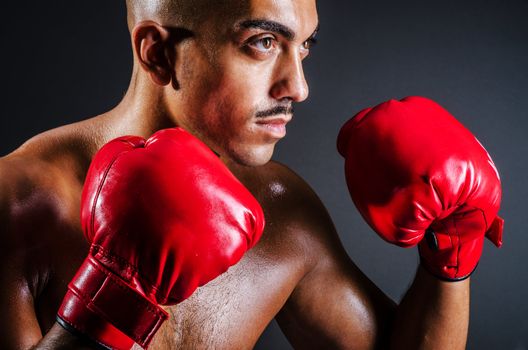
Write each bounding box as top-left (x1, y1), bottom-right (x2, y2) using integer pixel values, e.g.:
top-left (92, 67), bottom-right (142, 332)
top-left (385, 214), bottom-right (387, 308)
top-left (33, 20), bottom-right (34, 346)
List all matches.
top-left (176, 45), bottom-right (277, 164)
top-left (195, 66), bottom-right (261, 134)
top-left (176, 69), bottom-right (252, 158)
top-left (180, 43), bottom-right (272, 127)
top-left (215, 60), bottom-right (276, 124)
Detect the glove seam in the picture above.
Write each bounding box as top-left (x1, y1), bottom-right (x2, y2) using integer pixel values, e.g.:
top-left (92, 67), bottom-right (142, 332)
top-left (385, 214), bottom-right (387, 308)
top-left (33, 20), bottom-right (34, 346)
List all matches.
top-left (72, 257), bottom-right (167, 345)
top-left (90, 245), bottom-right (138, 279)
top-left (90, 245), bottom-right (166, 300)
top-left (87, 256), bottom-right (165, 318)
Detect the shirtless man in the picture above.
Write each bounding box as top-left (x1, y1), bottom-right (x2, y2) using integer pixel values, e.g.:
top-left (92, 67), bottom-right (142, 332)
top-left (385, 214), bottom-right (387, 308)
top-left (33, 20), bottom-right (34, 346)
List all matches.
top-left (0, 0), bottom-right (498, 349)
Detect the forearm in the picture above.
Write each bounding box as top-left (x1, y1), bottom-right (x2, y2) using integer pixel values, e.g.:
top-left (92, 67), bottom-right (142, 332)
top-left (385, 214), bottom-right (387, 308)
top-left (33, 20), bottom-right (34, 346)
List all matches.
top-left (31, 323), bottom-right (102, 350)
top-left (389, 264), bottom-right (470, 350)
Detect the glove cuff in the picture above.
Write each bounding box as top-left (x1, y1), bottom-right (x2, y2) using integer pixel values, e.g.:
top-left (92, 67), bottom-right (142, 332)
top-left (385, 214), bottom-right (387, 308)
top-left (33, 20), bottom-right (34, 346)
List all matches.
top-left (418, 253), bottom-right (478, 282)
top-left (57, 255), bottom-right (168, 349)
top-left (417, 229), bottom-right (484, 281)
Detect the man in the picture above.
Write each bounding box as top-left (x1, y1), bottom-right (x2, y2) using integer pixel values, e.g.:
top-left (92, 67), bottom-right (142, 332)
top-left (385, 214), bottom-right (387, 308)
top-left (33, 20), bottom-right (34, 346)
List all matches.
top-left (0, 0), bottom-right (489, 349)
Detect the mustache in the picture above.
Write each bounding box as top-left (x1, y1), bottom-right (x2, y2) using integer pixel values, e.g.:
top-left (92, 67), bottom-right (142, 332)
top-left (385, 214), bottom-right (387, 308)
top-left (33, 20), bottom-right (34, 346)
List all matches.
top-left (255, 105), bottom-right (294, 118)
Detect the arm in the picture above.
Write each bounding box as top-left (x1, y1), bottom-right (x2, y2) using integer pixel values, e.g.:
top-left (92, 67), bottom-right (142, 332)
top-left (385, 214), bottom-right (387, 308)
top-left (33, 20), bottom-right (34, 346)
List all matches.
top-left (0, 249), bottom-right (44, 350)
top-left (0, 163), bottom-right (101, 350)
top-left (32, 325), bottom-right (104, 350)
top-left (276, 211), bottom-right (470, 350)
top-left (0, 269), bottom-right (101, 350)
top-left (389, 265), bottom-right (469, 350)
top-left (272, 165), bottom-right (469, 349)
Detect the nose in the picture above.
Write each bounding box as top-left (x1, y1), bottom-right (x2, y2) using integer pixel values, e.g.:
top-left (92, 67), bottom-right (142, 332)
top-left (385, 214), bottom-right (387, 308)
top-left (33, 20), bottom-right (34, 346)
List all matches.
top-left (270, 51), bottom-right (309, 103)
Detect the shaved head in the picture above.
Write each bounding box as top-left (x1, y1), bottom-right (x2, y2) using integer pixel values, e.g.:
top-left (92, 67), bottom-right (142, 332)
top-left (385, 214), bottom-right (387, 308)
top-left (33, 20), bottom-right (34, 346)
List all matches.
top-left (126, 0), bottom-right (193, 28)
top-left (126, 0), bottom-right (244, 30)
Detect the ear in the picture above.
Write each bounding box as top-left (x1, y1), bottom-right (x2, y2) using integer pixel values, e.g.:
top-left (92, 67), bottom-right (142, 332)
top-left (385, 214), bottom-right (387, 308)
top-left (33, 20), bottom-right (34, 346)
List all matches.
top-left (132, 21), bottom-right (174, 87)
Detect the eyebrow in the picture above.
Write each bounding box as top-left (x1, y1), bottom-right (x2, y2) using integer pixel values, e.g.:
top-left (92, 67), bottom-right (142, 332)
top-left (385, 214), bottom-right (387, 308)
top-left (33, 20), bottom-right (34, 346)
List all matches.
top-left (238, 19), bottom-right (294, 40)
top-left (237, 19), bottom-right (319, 42)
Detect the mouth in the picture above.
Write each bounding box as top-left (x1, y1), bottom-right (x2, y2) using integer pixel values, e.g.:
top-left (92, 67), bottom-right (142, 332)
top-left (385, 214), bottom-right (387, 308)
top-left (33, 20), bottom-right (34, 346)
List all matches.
top-left (255, 116), bottom-right (291, 139)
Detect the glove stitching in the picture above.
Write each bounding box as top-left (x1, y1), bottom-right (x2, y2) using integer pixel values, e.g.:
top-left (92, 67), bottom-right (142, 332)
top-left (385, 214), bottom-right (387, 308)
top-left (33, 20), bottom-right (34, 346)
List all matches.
top-left (90, 245), bottom-right (166, 301)
top-left (78, 258), bottom-right (167, 345)
top-left (91, 245), bottom-right (139, 278)
top-left (89, 258), bottom-right (164, 315)
top-left (59, 288), bottom-right (121, 349)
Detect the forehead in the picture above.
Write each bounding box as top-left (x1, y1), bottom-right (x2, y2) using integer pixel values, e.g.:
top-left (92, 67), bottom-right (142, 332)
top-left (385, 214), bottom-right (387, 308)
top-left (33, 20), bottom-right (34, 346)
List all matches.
top-left (210, 0), bottom-right (318, 36)
top-left (247, 0), bottom-right (317, 21)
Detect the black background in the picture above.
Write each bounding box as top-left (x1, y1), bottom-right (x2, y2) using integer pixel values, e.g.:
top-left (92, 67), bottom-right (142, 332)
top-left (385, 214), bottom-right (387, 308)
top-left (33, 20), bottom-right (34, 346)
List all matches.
top-left (1, 1), bottom-right (527, 349)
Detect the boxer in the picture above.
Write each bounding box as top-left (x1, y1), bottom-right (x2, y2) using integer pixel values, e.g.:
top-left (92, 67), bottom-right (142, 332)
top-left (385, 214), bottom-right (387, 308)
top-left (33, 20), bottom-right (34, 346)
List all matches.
top-left (0, 0), bottom-right (502, 349)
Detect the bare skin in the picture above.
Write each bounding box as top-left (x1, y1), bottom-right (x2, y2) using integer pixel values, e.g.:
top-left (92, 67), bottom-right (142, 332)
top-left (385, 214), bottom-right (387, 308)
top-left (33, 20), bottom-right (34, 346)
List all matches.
top-left (0, 0), bottom-right (470, 349)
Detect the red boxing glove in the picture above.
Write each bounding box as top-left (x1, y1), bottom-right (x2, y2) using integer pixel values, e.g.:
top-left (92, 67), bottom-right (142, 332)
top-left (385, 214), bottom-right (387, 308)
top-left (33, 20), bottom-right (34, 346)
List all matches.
top-left (57, 127), bottom-right (265, 349)
top-left (337, 96), bottom-right (503, 281)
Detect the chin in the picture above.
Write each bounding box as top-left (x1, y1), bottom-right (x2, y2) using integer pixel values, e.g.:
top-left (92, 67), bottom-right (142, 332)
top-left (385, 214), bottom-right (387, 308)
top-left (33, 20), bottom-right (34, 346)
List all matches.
top-left (226, 143), bottom-right (276, 167)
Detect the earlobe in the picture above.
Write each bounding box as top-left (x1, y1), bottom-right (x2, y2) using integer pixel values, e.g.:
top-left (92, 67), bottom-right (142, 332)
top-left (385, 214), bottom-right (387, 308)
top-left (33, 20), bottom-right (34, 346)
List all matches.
top-left (133, 21), bottom-right (174, 87)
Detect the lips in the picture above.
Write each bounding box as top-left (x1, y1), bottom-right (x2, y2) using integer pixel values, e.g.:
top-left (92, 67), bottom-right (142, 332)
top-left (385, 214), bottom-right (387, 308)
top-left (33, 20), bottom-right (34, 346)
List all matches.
top-left (255, 117), bottom-right (291, 139)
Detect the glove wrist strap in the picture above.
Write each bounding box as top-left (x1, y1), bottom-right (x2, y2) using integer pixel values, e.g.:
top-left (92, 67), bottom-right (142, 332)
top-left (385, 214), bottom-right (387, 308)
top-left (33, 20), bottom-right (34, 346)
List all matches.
top-left (417, 230), bottom-right (482, 282)
top-left (57, 255), bottom-right (168, 349)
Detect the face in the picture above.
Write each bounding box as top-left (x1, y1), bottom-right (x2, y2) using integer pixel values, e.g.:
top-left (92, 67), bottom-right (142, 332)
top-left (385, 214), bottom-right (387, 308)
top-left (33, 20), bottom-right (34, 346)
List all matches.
top-left (166, 0), bottom-right (318, 166)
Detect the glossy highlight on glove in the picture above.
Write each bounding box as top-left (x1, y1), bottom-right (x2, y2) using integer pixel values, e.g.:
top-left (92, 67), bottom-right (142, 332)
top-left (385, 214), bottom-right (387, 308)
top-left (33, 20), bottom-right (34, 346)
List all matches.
top-left (337, 96), bottom-right (503, 281)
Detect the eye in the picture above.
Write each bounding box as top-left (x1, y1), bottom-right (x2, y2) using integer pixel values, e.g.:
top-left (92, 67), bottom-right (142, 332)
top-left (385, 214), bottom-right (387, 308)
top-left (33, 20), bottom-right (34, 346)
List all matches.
top-left (248, 36), bottom-right (276, 53)
top-left (260, 37), bottom-right (274, 50)
top-left (301, 38), bottom-right (317, 51)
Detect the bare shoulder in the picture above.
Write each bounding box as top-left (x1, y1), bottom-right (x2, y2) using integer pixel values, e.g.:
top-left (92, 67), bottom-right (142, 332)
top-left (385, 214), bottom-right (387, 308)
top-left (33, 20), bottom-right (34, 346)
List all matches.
top-left (0, 116), bottom-right (106, 251)
top-left (232, 160), bottom-right (330, 222)
top-left (0, 120), bottom-right (96, 225)
top-left (231, 160), bottom-right (342, 270)
top-left (0, 144), bottom-right (83, 275)
top-left (15, 119), bottom-right (102, 175)
top-left (0, 153), bottom-right (79, 230)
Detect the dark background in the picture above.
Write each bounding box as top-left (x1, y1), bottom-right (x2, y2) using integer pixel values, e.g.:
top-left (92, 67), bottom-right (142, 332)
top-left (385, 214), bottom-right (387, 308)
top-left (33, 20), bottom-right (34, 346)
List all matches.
top-left (1, 1), bottom-right (527, 349)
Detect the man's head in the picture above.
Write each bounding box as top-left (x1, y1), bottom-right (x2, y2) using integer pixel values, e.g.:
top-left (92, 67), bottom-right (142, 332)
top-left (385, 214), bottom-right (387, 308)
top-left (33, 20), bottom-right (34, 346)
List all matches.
top-left (126, 0), bottom-right (318, 166)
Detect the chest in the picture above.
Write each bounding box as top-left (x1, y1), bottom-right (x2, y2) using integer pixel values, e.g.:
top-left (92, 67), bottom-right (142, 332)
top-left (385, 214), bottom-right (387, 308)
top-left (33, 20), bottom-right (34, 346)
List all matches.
top-left (149, 244), bottom-right (302, 350)
top-left (38, 221), bottom-right (306, 349)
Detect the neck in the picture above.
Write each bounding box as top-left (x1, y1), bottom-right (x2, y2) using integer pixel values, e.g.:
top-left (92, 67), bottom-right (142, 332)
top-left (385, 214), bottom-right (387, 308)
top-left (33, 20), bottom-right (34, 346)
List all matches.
top-left (102, 65), bottom-right (177, 141)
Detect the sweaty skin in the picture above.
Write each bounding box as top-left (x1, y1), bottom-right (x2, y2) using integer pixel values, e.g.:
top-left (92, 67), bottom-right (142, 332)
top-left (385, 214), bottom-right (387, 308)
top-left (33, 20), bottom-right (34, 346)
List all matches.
top-left (0, 0), bottom-right (469, 349)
